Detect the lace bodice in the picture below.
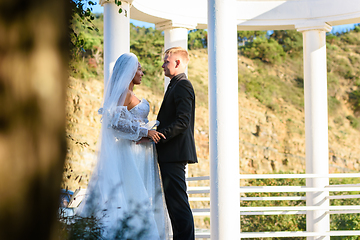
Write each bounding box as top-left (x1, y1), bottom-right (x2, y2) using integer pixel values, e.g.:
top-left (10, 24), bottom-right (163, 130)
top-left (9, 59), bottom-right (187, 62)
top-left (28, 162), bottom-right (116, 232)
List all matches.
top-left (104, 99), bottom-right (158, 141)
top-left (129, 98), bottom-right (150, 123)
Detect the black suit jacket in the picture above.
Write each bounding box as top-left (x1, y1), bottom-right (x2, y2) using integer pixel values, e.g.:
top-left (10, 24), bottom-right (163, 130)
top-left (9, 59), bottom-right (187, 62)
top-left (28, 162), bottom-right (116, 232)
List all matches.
top-left (156, 73), bottom-right (198, 164)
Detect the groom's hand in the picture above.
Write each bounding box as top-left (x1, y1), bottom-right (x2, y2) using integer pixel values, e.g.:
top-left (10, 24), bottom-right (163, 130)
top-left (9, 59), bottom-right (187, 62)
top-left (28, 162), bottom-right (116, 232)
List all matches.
top-left (147, 130), bottom-right (166, 144)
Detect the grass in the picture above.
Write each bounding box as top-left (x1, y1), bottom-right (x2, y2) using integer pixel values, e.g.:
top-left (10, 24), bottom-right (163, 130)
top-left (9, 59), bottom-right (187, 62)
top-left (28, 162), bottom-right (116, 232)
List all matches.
top-left (346, 115), bottom-right (360, 129)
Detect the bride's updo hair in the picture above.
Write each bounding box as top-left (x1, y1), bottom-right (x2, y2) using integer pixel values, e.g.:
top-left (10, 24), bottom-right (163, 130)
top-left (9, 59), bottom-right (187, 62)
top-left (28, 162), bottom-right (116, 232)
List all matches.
top-left (102, 53), bottom-right (139, 110)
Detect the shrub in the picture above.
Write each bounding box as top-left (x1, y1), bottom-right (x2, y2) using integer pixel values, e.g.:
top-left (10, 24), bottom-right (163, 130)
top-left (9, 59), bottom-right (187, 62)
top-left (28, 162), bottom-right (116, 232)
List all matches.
top-left (241, 176), bottom-right (306, 238)
top-left (57, 202), bottom-right (154, 239)
top-left (271, 30), bottom-right (303, 56)
top-left (238, 70), bottom-right (304, 111)
top-left (130, 25), bottom-right (164, 90)
top-left (330, 177), bottom-right (360, 239)
top-left (240, 74), bottom-right (280, 111)
top-left (355, 78), bottom-right (360, 87)
top-left (354, 25), bottom-right (360, 33)
top-left (240, 37), bottom-right (285, 64)
top-left (188, 29), bottom-right (207, 49)
top-left (327, 43), bottom-right (339, 51)
top-left (348, 90), bottom-right (360, 115)
top-left (333, 116), bottom-right (344, 125)
top-left (334, 58), bottom-right (355, 79)
top-left (348, 55), bottom-right (360, 66)
top-left (341, 32), bottom-right (360, 45)
top-left (328, 96), bottom-right (341, 115)
top-left (346, 115), bottom-right (360, 129)
top-left (57, 214), bottom-right (104, 240)
top-left (69, 58), bottom-right (101, 80)
top-left (327, 33), bottom-right (339, 45)
top-left (327, 72), bottom-right (340, 98)
top-left (241, 175), bottom-right (360, 238)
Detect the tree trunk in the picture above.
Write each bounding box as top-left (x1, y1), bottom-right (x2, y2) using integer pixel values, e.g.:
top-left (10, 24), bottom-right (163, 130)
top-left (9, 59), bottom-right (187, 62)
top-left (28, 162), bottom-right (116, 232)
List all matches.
top-left (0, 1), bottom-right (69, 239)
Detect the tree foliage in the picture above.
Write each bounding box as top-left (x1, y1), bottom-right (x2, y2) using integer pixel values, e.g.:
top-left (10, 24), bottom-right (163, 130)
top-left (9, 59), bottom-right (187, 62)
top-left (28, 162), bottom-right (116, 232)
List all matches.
top-left (238, 31), bottom-right (267, 44)
top-left (69, 6), bottom-right (360, 122)
top-left (240, 37), bottom-right (285, 64)
top-left (348, 90), bottom-right (360, 116)
top-left (239, 30), bottom-right (303, 64)
top-left (270, 30), bottom-right (303, 55)
top-left (188, 29), bottom-right (207, 50)
top-left (69, 0), bottom-right (98, 57)
top-left (130, 25), bottom-right (164, 89)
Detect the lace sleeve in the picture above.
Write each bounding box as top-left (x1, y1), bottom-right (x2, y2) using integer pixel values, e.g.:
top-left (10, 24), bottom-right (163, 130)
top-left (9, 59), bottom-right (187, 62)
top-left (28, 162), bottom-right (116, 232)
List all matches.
top-left (109, 106), bottom-right (148, 141)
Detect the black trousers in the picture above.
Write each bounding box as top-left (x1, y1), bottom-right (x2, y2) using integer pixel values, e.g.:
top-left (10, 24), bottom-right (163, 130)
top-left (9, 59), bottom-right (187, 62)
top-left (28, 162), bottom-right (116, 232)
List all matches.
top-left (159, 162), bottom-right (195, 240)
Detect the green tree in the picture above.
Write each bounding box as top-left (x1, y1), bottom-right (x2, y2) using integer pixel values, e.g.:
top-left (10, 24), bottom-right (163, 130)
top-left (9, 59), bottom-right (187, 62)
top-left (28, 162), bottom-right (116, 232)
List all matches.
top-left (354, 24), bottom-right (360, 33)
top-left (69, 1), bottom-right (106, 80)
top-left (130, 24), bottom-right (164, 89)
top-left (240, 37), bottom-right (285, 64)
top-left (237, 30), bottom-right (267, 45)
top-left (270, 30), bottom-right (303, 55)
top-left (327, 32), bottom-right (340, 45)
top-left (69, 0), bottom-right (98, 56)
top-left (188, 29), bottom-right (207, 49)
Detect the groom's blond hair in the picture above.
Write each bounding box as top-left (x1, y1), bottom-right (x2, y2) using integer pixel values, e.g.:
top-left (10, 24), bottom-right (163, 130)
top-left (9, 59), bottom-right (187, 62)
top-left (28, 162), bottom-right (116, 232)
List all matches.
top-left (164, 47), bottom-right (190, 65)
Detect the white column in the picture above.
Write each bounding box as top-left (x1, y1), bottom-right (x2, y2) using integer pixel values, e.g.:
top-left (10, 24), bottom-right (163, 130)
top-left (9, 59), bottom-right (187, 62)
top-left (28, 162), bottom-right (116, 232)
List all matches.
top-left (102, 0), bottom-right (131, 87)
top-left (156, 21), bottom-right (194, 92)
top-left (297, 23), bottom-right (332, 240)
top-left (208, 0), bottom-right (240, 239)
top-left (164, 27), bottom-right (188, 90)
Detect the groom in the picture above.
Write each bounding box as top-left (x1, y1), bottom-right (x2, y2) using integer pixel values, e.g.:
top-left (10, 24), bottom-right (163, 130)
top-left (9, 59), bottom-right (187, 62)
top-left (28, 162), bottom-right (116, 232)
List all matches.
top-left (156, 47), bottom-right (198, 240)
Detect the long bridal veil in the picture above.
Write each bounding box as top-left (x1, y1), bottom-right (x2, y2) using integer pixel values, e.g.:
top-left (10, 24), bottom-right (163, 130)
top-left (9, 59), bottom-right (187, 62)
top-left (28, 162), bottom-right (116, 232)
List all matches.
top-left (76, 53), bottom-right (168, 239)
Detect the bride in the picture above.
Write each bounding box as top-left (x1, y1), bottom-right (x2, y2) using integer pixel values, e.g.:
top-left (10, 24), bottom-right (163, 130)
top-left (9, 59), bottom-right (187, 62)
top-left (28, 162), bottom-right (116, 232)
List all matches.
top-left (76, 53), bottom-right (168, 239)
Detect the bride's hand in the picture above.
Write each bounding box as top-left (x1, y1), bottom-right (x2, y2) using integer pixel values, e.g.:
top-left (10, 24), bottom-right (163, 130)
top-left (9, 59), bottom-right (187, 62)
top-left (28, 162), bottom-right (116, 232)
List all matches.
top-left (147, 130), bottom-right (166, 144)
top-left (136, 137), bottom-right (150, 144)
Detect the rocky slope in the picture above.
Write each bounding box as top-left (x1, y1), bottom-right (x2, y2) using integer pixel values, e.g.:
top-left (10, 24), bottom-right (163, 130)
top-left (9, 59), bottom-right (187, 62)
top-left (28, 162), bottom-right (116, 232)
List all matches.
top-left (63, 49), bottom-right (360, 189)
top-left (62, 50), bottom-right (360, 230)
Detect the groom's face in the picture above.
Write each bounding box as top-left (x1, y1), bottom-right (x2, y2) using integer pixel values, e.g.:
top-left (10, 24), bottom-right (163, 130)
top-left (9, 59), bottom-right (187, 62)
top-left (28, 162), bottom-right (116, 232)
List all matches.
top-left (162, 53), bottom-right (178, 79)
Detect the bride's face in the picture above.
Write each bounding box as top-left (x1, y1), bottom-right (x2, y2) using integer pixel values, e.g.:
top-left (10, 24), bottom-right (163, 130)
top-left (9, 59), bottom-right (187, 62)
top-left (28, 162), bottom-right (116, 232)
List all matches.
top-left (132, 63), bottom-right (144, 85)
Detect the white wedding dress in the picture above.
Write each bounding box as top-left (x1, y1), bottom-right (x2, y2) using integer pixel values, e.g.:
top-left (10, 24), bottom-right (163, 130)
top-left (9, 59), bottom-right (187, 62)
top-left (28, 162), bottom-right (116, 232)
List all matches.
top-left (77, 98), bottom-right (168, 240)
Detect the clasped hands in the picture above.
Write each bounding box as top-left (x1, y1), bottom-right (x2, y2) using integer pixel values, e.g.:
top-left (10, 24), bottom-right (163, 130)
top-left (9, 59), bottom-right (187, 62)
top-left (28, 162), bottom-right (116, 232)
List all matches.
top-left (136, 130), bottom-right (166, 144)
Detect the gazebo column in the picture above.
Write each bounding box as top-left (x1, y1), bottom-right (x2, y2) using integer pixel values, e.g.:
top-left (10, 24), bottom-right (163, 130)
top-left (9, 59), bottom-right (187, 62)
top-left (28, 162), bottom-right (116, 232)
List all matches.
top-left (101, 0), bottom-right (131, 86)
top-left (156, 21), bottom-right (194, 91)
top-left (208, 0), bottom-right (240, 239)
top-left (297, 22), bottom-right (332, 240)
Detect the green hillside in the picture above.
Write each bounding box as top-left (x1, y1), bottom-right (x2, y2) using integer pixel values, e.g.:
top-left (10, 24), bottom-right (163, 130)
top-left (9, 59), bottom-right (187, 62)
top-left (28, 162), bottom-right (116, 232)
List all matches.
top-left (61, 12), bottom-right (360, 236)
top-left (67, 14), bottom-right (360, 176)
top-left (70, 14), bottom-right (360, 121)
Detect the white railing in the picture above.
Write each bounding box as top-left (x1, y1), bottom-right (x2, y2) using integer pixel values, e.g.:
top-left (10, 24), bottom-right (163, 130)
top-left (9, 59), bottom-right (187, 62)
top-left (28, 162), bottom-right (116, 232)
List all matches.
top-left (187, 173), bottom-right (360, 239)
